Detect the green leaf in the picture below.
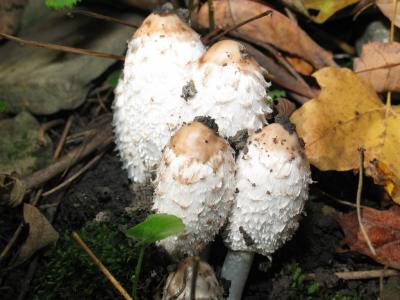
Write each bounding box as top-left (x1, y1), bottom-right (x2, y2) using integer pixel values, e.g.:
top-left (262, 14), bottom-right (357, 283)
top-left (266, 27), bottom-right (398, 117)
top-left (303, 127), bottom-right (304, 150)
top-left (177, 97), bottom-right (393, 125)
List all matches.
top-left (106, 70), bottom-right (121, 88)
top-left (45, 0), bottom-right (81, 9)
top-left (126, 214), bottom-right (185, 245)
top-left (0, 101), bottom-right (5, 113)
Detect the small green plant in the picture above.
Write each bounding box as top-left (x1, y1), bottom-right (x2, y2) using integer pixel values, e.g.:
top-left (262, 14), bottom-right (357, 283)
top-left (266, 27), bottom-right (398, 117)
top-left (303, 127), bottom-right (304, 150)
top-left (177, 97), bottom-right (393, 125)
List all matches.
top-left (106, 70), bottom-right (121, 88)
top-left (45, 0), bottom-right (81, 9)
top-left (126, 213), bottom-right (185, 299)
top-left (269, 89), bottom-right (287, 100)
top-left (0, 101), bottom-right (5, 112)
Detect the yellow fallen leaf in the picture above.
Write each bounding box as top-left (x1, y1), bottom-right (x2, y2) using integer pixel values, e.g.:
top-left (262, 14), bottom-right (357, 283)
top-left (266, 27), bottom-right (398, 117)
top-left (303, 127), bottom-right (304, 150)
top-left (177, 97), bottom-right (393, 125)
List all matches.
top-left (303, 0), bottom-right (359, 23)
top-left (280, 0), bottom-right (359, 23)
top-left (290, 67), bottom-right (400, 203)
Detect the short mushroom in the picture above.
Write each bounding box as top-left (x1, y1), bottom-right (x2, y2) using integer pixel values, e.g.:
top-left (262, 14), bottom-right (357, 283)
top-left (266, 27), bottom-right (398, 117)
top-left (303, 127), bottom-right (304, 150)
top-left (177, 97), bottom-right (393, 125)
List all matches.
top-left (221, 122), bottom-right (312, 300)
top-left (113, 11), bottom-right (205, 183)
top-left (162, 256), bottom-right (224, 300)
top-left (152, 119), bottom-right (236, 258)
top-left (189, 39), bottom-right (272, 138)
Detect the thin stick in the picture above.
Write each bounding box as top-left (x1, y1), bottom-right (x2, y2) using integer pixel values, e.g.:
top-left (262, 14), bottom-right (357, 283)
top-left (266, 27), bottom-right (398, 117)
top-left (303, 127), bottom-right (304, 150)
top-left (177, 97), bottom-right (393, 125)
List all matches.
top-left (0, 33), bottom-right (124, 61)
top-left (386, 0), bottom-right (398, 117)
top-left (304, 269), bottom-right (399, 281)
top-left (69, 9), bottom-right (138, 28)
top-left (38, 119), bottom-right (64, 146)
top-left (53, 115), bottom-right (74, 161)
top-left (0, 224), bottom-right (23, 263)
top-left (313, 187), bottom-right (369, 209)
top-left (356, 148), bottom-right (376, 256)
top-left (72, 232), bottom-right (133, 300)
top-left (42, 152), bottom-right (104, 197)
top-left (208, 10), bottom-right (272, 44)
top-left (207, 0), bottom-right (215, 31)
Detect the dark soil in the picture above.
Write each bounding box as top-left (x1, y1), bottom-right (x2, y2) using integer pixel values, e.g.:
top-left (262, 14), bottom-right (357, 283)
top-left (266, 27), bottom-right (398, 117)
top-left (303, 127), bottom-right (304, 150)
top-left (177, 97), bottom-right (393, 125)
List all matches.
top-left (1, 148), bottom-right (390, 299)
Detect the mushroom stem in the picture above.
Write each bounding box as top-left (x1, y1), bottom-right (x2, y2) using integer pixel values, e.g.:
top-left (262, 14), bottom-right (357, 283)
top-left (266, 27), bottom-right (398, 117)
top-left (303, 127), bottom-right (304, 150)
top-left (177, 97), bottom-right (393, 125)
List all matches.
top-left (221, 250), bottom-right (254, 300)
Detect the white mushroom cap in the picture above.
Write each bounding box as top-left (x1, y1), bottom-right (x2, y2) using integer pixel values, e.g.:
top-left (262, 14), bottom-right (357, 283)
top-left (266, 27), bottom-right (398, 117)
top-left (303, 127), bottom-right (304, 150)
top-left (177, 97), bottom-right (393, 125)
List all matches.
top-left (223, 123), bottom-right (311, 256)
top-left (113, 13), bottom-right (205, 183)
top-left (188, 40), bottom-right (272, 138)
top-left (153, 121), bottom-right (235, 258)
top-left (162, 256), bottom-right (224, 300)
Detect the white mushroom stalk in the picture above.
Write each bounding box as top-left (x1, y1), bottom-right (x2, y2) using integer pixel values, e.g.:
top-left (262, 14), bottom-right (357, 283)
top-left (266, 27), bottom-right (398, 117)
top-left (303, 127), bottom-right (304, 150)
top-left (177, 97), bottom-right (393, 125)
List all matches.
top-left (222, 122), bottom-right (312, 300)
top-left (153, 120), bottom-right (235, 258)
top-left (162, 256), bottom-right (224, 300)
top-left (113, 12), bottom-right (205, 183)
top-left (189, 39), bottom-right (272, 137)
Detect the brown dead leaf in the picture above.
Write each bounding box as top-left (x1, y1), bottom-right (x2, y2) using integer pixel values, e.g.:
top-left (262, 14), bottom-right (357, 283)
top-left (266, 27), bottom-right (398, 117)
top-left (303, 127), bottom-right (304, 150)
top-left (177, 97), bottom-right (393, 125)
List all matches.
top-left (336, 206), bottom-right (400, 269)
top-left (376, 0), bottom-right (400, 28)
top-left (354, 41), bottom-right (400, 92)
top-left (14, 203), bottom-right (59, 265)
top-left (290, 67), bottom-right (400, 203)
top-left (0, 0), bottom-right (28, 37)
top-left (196, 0), bottom-right (336, 69)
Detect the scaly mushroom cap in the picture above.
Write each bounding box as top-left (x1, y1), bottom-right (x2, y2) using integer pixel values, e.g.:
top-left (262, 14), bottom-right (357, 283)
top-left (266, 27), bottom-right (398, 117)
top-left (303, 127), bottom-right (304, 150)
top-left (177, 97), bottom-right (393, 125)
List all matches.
top-left (153, 121), bottom-right (236, 257)
top-left (113, 13), bottom-right (205, 183)
top-left (223, 123), bottom-right (311, 256)
top-left (162, 257), bottom-right (224, 300)
top-left (187, 40), bottom-right (272, 137)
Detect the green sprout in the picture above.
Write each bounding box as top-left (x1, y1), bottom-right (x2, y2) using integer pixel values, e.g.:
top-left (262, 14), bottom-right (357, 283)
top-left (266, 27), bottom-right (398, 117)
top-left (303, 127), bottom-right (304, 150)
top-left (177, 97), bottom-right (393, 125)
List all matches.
top-left (45, 0), bottom-right (81, 9)
top-left (126, 213), bottom-right (185, 299)
top-left (0, 101), bottom-right (5, 112)
top-left (269, 89), bottom-right (287, 100)
top-left (106, 70), bottom-right (121, 88)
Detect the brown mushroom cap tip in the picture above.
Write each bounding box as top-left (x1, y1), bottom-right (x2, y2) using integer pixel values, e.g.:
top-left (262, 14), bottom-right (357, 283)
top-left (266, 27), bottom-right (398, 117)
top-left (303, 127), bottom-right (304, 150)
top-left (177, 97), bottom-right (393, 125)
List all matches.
top-left (171, 121), bottom-right (228, 163)
top-left (134, 13), bottom-right (199, 40)
top-left (250, 123), bottom-right (303, 158)
top-left (199, 40), bottom-right (261, 72)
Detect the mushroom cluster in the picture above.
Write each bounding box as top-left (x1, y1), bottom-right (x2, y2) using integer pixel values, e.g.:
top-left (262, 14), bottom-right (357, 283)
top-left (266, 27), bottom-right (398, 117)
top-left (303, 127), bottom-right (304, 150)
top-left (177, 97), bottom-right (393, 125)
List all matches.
top-left (113, 11), bottom-right (271, 184)
top-left (113, 9), bottom-right (311, 300)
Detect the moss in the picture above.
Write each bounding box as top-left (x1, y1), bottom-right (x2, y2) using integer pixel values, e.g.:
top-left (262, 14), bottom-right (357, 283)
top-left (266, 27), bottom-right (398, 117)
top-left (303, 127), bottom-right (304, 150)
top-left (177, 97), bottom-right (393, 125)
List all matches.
top-left (31, 222), bottom-right (136, 300)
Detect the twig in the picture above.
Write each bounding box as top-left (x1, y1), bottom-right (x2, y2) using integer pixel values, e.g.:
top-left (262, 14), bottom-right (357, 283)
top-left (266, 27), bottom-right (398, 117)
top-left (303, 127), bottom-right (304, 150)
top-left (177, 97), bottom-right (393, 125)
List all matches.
top-left (207, 0), bottom-right (215, 31)
top-left (38, 119), bottom-right (64, 146)
top-left (313, 187), bottom-right (369, 209)
top-left (0, 224), bottom-right (23, 264)
top-left (72, 232), bottom-right (133, 300)
top-left (52, 115), bottom-right (74, 161)
top-left (208, 10), bottom-right (272, 44)
top-left (356, 148), bottom-right (376, 256)
top-left (386, 0), bottom-right (398, 118)
top-left (304, 269), bottom-right (399, 281)
top-left (69, 9), bottom-right (138, 28)
top-left (42, 152), bottom-right (105, 197)
top-left (0, 33), bottom-right (124, 61)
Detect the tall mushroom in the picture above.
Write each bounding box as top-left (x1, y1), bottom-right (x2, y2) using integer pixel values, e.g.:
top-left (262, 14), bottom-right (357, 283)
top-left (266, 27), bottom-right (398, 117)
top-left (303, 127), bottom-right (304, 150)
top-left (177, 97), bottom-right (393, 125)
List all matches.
top-left (152, 119), bottom-right (236, 258)
top-left (113, 11), bottom-right (205, 183)
top-left (222, 122), bottom-right (312, 300)
top-left (189, 39), bottom-right (272, 138)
